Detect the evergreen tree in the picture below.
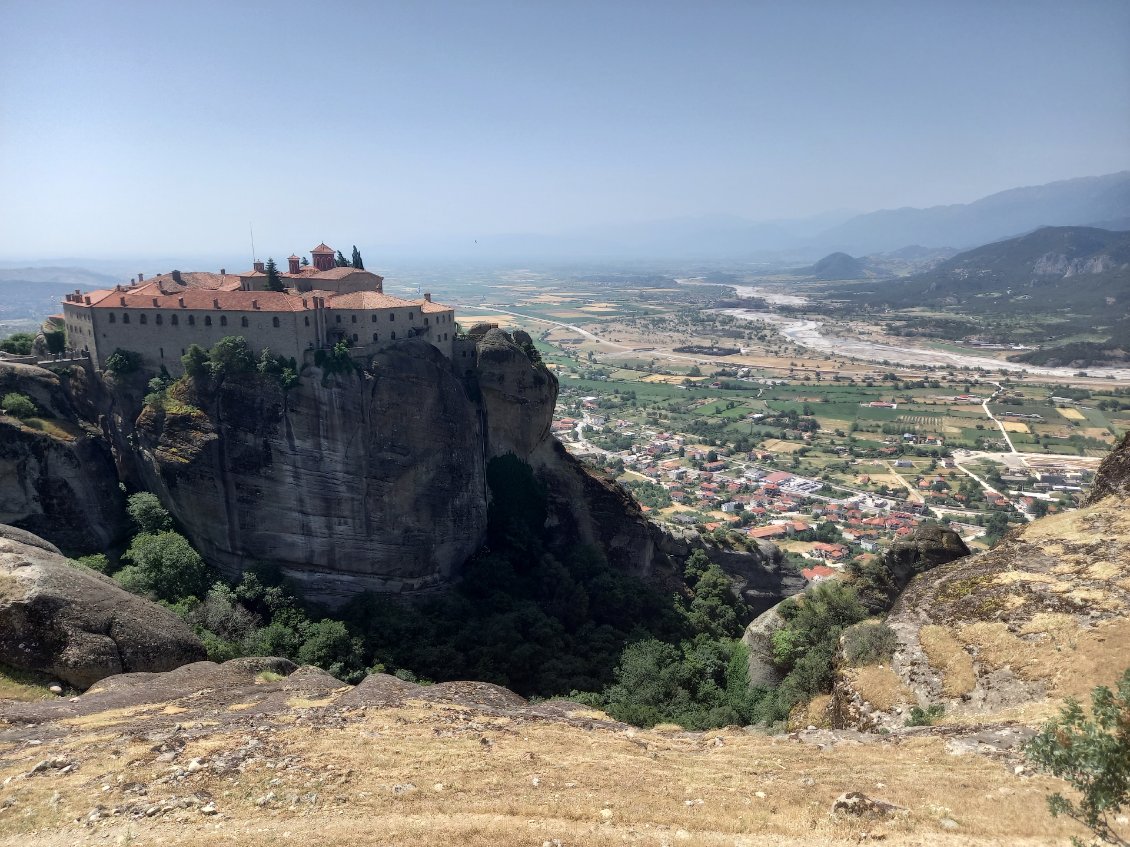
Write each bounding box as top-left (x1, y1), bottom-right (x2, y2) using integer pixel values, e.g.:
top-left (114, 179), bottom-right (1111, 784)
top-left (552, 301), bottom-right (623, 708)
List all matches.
top-left (265, 258), bottom-right (284, 292)
top-left (300, 256), bottom-right (309, 266)
top-left (335, 250), bottom-right (350, 267)
top-left (351, 245), bottom-right (364, 269)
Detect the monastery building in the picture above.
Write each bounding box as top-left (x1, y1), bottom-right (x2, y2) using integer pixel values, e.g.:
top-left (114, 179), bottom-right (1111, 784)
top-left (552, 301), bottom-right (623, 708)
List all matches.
top-left (60, 243), bottom-right (456, 374)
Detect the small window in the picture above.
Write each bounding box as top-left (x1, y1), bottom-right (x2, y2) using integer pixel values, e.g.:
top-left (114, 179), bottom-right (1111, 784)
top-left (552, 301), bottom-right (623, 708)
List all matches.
top-left (109, 313), bottom-right (116, 323)
top-left (424, 317), bottom-right (429, 326)
top-left (352, 333), bottom-right (358, 342)
top-left (336, 315), bottom-right (342, 323)
top-left (139, 314), bottom-right (147, 324)
top-left (272, 316), bottom-right (280, 328)
top-left (371, 314), bottom-right (377, 322)
top-left (159, 347), bottom-right (164, 359)
top-left (170, 314), bottom-right (178, 326)
top-left (409, 312), bottom-right (414, 320)
top-left (181, 348), bottom-right (185, 356)
top-left (389, 313), bottom-right (395, 322)
top-left (372, 332), bottom-right (378, 342)
top-left (188, 315), bottom-right (195, 326)
top-left (390, 331), bottom-right (396, 340)
top-left (155, 314), bottom-right (162, 325)
top-left (351, 314), bottom-right (357, 323)
top-left (220, 316), bottom-right (227, 327)
top-left (241, 316), bottom-right (249, 327)
top-left (304, 316), bottom-right (310, 326)
top-left (205, 316), bottom-right (212, 326)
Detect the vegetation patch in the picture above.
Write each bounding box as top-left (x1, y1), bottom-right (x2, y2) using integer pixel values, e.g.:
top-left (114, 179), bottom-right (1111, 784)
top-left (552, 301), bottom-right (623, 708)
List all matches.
top-left (918, 625), bottom-right (977, 696)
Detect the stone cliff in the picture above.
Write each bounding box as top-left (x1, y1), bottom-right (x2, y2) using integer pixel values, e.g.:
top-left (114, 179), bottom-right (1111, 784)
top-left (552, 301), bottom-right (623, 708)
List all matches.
top-left (2, 332), bottom-right (778, 606)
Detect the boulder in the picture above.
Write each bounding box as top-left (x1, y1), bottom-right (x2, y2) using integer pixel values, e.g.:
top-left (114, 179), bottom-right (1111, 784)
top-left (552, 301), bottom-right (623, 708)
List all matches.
top-left (0, 525), bottom-right (206, 689)
top-left (741, 602), bottom-right (786, 688)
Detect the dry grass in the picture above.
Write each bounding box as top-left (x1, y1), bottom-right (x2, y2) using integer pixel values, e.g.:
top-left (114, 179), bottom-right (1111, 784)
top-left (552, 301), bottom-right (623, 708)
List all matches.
top-left (919, 626), bottom-right (977, 696)
top-left (848, 666), bottom-right (914, 712)
top-left (1057, 407), bottom-right (1086, 421)
top-left (0, 665), bottom-right (56, 702)
top-left (1001, 421), bottom-right (1031, 433)
top-left (0, 698), bottom-right (1096, 846)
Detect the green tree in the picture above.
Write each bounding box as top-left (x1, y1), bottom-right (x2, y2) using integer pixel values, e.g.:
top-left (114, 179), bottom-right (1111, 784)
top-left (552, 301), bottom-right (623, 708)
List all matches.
top-left (351, 245), bottom-right (364, 270)
top-left (300, 256), bottom-right (310, 266)
top-left (207, 336), bottom-right (256, 377)
top-left (105, 349), bottom-right (142, 374)
top-left (116, 531), bottom-right (212, 602)
top-left (126, 491), bottom-right (173, 534)
top-left (264, 257), bottom-right (284, 292)
top-left (1, 392), bottom-right (36, 419)
top-left (335, 250), bottom-right (350, 267)
top-left (1026, 668), bottom-right (1130, 846)
top-left (0, 333), bottom-right (34, 355)
top-left (181, 344), bottom-right (209, 380)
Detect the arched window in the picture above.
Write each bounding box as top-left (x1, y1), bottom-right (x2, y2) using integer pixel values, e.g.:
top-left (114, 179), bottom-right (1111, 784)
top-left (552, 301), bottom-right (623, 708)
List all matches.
top-left (304, 316), bottom-right (310, 326)
top-left (372, 332), bottom-right (378, 342)
top-left (352, 333), bottom-right (358, 342)
top-left (139, 314), bottom-right (147, 325)
top-left (351, 314), bottom-right (357, 323)
top-left (170, 314), bottom-right (178, 326)
top-left (390, 331), bottom-right (396, 340)
top-left (409, 312), bottom-right (414, 320)
top-left (336, 315), bottom-right (342, 323)
top-left (155, 314), bottom-right (163, 325)
top-left (389, 313), bottom-right (395, 322)
top-left (205, 316), bottom-right (212, 326)
top-left (371, 314), bottom-right (377, 322)
top-left (220, 316), bottom-right (228, 327)
top-left (272, 317), bottom-right (280, 328)
top-left (241, 316), bottom-right (249, 327)
top-left (188, 315), bottom-right (195, 326)
top-left (108, 313), bottom-right (116, 323)
top-left (424, 317), bottom-right (429, 326)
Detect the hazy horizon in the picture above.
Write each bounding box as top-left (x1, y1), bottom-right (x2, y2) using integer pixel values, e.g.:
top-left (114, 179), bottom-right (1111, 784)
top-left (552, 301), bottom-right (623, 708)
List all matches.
top-left (2, 1), bottom-right (1129, 261)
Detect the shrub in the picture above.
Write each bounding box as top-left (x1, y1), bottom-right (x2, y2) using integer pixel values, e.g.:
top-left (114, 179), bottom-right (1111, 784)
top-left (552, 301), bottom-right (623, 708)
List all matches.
top-left (1, 392), bottom-right (36, 419)
top-left (73, 553), bottom-right (111, 574)
top-left (843, 622), bottom-right (899, 666)
top-left (905, 704), bottom-right (945, 726)
top-left (105, 348), bottom-right (142, 374)
top-left (207, 336), bottom-right (255, 377)
top-left (126, 492), bottom-right (173, 534)
top-left (1026, 668), bottom-right (1130, 846)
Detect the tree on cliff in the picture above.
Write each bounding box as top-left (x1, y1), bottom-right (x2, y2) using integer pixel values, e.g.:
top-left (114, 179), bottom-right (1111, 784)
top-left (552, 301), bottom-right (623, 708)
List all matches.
top-left (351, 246), bottom-right (364, 270)
top-left (116, 531), bottom-right (213, 603)
top-left (127, 492), bottom-right (173, 534)
top-left (265, 258), bottom-right (284, 292)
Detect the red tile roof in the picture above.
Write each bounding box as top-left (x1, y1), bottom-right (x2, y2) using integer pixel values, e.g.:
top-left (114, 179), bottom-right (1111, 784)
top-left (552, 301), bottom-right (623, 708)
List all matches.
top-left (89, 289), bottom-right (313, 312)
top-left (311, 243), bottom-right (335, 254)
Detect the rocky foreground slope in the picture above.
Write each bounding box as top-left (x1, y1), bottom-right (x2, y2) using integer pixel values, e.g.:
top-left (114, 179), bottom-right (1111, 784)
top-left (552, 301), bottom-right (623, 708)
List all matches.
top-left (0, 658), bottom-right (1090, 846)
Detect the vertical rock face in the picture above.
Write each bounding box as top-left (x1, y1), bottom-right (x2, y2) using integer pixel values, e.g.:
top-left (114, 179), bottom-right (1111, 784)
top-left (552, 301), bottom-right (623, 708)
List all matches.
top-left (131, 341), bottom-right (488, 604)
top-left (0, 362), bottom-right (128, 552)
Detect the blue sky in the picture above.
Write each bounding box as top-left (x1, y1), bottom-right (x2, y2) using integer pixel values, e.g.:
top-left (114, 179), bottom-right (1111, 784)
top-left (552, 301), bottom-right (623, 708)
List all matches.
top-left (1, 0), bottom-right (1128, 259)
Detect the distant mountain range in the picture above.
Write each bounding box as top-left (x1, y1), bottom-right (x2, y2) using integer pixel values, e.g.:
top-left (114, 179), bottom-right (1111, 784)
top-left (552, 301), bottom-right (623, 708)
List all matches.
top-left (813, 172), bottom-right (1130, 255)
top-left (448, 171), bottom-right (1130, 261)
top-left (846, 226), bottom-right (1130, 318)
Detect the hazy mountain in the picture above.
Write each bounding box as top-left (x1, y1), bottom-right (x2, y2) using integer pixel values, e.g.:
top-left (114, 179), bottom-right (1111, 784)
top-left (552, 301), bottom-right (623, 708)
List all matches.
top-left (798, 251), bottom-right (868, 279)
top-left (0, 266), bottom-right (120, 288)
top-left (854, 226), bottom-right (1130, 316)
top-left (811, 172), bottom-right (1130, 255)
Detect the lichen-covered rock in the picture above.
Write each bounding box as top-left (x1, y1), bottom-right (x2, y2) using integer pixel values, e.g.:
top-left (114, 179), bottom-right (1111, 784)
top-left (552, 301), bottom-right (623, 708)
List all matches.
top-left (0, 525), bottom-right (206, 689)
top-left (1086, 430), bottom-right (1130, 504)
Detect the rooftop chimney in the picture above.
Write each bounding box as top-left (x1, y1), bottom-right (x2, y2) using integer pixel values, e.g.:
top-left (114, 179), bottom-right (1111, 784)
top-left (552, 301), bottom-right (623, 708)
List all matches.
top-left (424, 292), bottom-right (432, 302)
top-left (178, 297), bottom-right (185, 308)
top-left (252, 299), bottom-right (259, 310)
top-left (120, 296), bottom-right (127, 306)
top-left (152, 298), bottom-right (159, 307)
top-left (84, 296), bottom-right (91, 304)
top-left (138, 273), bottom-right (144, 282)
top-left (220, 268), bottom-right (226, 275)
top-left (213, 298), bottom-right (220, 309)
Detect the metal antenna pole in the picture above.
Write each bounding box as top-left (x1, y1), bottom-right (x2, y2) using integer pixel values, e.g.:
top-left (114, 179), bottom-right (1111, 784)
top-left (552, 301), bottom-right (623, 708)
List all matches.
top-left (250, 223), bottom-right (257, 263)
